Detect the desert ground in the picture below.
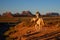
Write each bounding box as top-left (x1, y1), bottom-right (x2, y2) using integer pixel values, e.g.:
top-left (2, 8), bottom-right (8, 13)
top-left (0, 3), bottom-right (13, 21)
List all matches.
top-left (2, 16), bottom-right (60, 40)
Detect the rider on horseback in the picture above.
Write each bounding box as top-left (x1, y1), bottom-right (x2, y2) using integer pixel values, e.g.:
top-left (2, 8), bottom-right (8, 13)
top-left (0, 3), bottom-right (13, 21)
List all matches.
top-left (31, 11), bottom-right (44, 32)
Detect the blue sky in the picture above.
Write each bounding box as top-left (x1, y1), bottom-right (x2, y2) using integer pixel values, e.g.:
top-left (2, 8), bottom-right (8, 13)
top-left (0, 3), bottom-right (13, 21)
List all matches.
top-left (0, 0), bottom-right (60, 15)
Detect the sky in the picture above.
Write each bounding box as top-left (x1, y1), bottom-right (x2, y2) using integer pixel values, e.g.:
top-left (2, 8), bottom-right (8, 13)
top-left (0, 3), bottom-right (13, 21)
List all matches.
top-left (0, 0), bottom-right (60, 15)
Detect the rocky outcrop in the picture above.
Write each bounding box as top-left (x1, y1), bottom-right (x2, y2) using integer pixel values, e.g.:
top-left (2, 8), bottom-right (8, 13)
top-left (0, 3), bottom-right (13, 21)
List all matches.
top-left (2, 12), bottom-right (13, 18)
top-left (21, 11), bottom-right (33, 17)
top-left (4, 18), bottom-right (60, 40)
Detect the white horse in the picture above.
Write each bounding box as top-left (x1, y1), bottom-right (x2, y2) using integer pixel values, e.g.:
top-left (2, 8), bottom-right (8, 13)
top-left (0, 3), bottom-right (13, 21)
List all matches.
top-left (31, 17), bottom-right (44, 32)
